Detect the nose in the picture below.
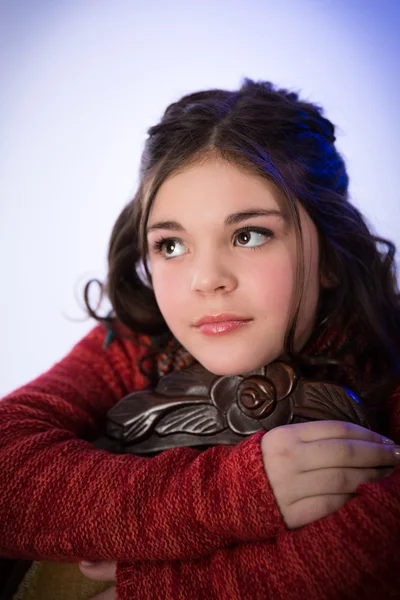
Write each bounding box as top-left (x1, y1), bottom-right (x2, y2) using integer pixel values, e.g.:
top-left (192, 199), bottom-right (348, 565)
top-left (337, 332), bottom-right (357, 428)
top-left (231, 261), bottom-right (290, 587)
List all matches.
top-left (190, 250), bottom-right (238, 294)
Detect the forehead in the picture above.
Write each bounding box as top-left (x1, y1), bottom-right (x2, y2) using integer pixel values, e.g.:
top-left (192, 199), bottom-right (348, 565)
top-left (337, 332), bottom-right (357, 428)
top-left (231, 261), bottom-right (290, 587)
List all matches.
top-left (149, 158), bottom-right (285, 219)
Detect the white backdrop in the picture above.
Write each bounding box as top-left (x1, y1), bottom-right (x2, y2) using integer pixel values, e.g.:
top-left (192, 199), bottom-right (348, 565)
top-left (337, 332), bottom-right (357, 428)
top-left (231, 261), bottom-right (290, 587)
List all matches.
top-left (1, 0), bottom-right (399, 397)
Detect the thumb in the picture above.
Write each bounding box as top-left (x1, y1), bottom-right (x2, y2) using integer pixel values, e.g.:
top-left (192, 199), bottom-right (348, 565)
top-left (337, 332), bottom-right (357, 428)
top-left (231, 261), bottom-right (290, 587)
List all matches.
top-left (79, 560), bottom-right (117, 581)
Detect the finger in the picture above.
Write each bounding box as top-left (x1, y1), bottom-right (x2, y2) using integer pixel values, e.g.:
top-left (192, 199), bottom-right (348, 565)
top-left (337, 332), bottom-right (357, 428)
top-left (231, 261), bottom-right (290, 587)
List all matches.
top-left (89, 586), bottom-right (116, 600)
top-left (284, 467), bottom-right (394, 504)
top-left (284, 493), bottom-right (352, 529)
top-left (294, 420), bottom-right (393, 444)
top-left (79, 560), bottom-right (116, 581)
top-left (297, 438), bottom-right (398, 472)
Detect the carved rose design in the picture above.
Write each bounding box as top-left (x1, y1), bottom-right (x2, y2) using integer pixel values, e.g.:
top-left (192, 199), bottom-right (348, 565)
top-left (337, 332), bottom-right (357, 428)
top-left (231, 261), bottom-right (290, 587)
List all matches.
top-left (210, 371), bottom-right (278, 422)
top-left (100, 359), bottom-right (373, 456)
top-left (237, 376), bottom-right (276, 418)
top-left (210, 374), bottom-right (242, 413)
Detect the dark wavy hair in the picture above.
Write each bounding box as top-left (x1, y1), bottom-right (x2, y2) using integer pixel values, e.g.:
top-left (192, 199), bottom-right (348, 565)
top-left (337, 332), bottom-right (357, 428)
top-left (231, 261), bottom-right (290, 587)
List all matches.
top-left (84, 79), bottom-right (400, 400)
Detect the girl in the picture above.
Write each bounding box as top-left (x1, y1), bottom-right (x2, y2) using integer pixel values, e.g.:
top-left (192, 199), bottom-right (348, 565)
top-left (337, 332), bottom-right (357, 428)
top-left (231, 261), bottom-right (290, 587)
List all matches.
top-left (1, 79), bottom-right (400, 600)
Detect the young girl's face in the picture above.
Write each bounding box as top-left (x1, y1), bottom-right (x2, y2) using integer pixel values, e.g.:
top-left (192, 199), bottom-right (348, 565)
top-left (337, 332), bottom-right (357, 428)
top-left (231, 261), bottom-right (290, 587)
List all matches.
top-left (147, 158), bottom-right (321, 375)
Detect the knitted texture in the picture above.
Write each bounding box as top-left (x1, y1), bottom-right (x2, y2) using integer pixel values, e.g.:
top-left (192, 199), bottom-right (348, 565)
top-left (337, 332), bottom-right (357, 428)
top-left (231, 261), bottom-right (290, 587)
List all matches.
top-left (0, 326), bottom-right (284, 559)
top-left (1, 324), bottom-right (400, 599)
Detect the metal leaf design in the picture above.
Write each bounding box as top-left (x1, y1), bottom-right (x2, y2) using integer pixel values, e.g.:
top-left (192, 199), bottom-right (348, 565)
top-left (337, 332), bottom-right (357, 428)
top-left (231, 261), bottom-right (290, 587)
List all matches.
top-left (155, 404), bottom-right (226, 436)
top-left (123, 411), bottom-right (158, 440)
top-left (157, 363), bottom-right (215, 398)
top-left (107, 395), bottom-right (166, 441)
top-left (292, 381), bottom-right (370, 428)
top-left (101, 360), bottom-right (373, 456)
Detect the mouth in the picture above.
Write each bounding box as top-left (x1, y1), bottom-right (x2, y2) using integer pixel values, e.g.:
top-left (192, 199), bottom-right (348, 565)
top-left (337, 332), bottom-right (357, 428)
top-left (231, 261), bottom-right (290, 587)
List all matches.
top-left (194, 313), bottom-right (252, 327)
top-left (193, 314), bottom-right (253, 336)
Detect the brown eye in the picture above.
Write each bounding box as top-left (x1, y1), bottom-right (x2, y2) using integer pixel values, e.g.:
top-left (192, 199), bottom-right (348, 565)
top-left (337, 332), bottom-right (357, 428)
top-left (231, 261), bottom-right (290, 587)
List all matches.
top-left (237, 232), bottom-right (251, 245)
top-left (234, 229), bottom-right (272, 248)
top-left (165, 241), bottom-right (176, 255)
top-left (155, 238), bottom-right (186, 258)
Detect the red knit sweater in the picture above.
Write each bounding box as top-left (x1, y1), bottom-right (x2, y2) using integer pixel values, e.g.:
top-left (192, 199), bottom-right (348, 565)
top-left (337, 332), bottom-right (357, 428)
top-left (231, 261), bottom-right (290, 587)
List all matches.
top-left (1, 326), bottom-right (400, 599)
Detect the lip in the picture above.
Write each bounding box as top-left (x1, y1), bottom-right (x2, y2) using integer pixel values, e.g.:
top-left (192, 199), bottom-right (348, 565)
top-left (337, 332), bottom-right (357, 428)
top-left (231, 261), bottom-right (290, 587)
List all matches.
top-left (196, 320), bottom-right (252, 336)
top-left (193, 313), bottom-right (252, 327)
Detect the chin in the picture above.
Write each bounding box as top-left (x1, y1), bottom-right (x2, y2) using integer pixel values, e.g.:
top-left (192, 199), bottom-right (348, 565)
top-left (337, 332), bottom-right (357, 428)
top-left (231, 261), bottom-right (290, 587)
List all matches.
top-left (196, 353), bottom-right (276, 377)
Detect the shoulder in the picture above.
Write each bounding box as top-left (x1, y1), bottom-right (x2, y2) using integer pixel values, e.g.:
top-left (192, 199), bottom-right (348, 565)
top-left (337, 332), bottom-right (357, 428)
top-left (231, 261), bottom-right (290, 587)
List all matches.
top-left (50, 322), bottom-right (154, 396)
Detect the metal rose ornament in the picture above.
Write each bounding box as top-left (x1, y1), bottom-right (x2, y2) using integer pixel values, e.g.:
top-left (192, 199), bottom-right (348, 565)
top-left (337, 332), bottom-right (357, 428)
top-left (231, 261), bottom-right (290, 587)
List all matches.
top-left (94, 360), bottom-right (373, 456)
top-left (237, 376), bottom-right (276, 417)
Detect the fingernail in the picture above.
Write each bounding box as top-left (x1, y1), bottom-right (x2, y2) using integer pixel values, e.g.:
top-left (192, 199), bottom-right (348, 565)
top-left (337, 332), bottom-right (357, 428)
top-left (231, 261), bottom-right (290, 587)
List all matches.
top-left (382, 437), bottom-right (395, 444)
top-left (393, 448), bottom-right (400, 461)
top-left (80, 561), bottom-right (96, 567)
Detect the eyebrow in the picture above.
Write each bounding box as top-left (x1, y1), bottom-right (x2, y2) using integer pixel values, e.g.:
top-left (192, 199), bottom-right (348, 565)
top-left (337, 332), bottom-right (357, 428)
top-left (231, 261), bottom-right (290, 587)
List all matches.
top-left (146, 209), bottom-right (285, 233)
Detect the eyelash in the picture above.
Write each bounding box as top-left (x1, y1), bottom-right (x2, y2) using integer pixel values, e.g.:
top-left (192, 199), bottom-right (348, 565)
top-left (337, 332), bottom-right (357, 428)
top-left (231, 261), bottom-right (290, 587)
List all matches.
top-left (150, 226), bottom-right (274, 259)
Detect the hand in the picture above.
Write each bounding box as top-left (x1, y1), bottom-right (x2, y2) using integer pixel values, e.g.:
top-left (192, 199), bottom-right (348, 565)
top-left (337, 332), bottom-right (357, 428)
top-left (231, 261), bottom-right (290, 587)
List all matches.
top-left (79, 561), bottom-right (116, 600)
top-left (261, 420), bottom-right (398, 529)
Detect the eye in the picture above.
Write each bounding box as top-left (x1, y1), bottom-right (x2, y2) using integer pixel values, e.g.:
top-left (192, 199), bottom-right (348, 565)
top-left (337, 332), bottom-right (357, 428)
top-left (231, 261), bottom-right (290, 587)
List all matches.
top-left (152, 237), bottom-right (186, 259)
top-left (234, 228), bottom-right (273, 248)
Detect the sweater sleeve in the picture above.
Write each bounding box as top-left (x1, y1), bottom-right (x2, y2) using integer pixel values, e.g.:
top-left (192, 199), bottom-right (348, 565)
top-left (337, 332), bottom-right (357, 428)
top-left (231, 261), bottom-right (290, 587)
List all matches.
top-left (116, 387), bottom-right (400, 600)
top-left (0, 325), bottom-right (285, 562)
top-left (116, 466), bottom-right (400, 600)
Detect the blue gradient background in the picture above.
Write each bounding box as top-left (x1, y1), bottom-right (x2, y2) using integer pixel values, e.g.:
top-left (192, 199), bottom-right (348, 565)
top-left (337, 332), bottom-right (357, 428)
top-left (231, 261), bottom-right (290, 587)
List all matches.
top-left (0, 0), bottom-right (399, 395)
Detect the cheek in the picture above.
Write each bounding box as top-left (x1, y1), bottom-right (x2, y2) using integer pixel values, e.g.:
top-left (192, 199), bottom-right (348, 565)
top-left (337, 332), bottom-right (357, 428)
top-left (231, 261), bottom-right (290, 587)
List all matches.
top-left (151, 263), bottom-right (184, 318)
top-left (244, 252), bottom-right (295, 312)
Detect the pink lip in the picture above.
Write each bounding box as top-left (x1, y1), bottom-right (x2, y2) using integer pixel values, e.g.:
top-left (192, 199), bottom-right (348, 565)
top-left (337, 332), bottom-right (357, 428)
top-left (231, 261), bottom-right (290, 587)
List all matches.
top-left (194, 313), bottom-right (251, 327)
top-left (197, 320), bottom-right (251, 336)
top-left (193, 314), bottom-right (252, 336)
